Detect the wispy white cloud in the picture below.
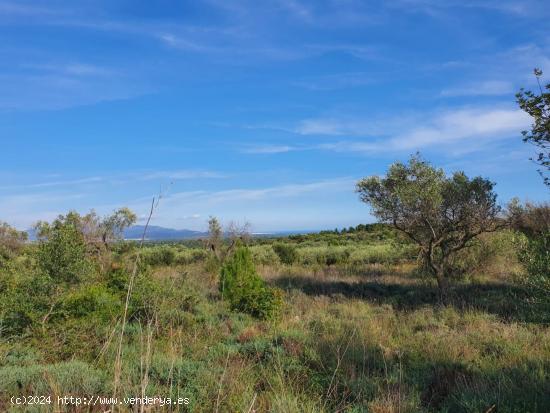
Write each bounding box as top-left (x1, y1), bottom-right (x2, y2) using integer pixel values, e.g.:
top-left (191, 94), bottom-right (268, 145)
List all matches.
top-left (139, 170), bottom-right (227, 180)
top-left (284, 106), bottom-right (532, 154)
top-left (165, 178), bottom-right (354, 204)
top-left (437, 44), bottom-right (550, 99)
top-left (21, 62), bottom-right (115, 77)
top-left (0, 177), bottom-right (103, 190)
top-left (243, 105), bottom-right (531, 159)
top-left (158, 33), bottom-right (220, 53)
top-left (295, 118), bottom-right (354, 136)
top-left (0, 192), bottom-right (88, 228)
top-left (394, 0), bottom-right (549, 17)
top-left (0, 71), bottom-right (149, 111)
top-left (0, 1), bottom-right (67, 17)
top-left (441, 80), bottom-right (515, 97)
top-left (294, 114), bottom-right (413, 137)
top-left (158, 32), bottom-right (383, 63)
top-left (182, 213), bottom-right (201, 220)
top-left (243, 145), bottom-right (299, 154)
top-left (292, 72), bottom-right (378, 91)
top-left (1, 1), bottom-right (385, 65)
top-left (390, 107), bottom-right (530, 150)
top-left (0, 170), bottom-right (226, 192)
top-left (109, 177), bottom-right (359, 230)
top-left (276, 0), bottom-right (312, 22)
top-left (0, 169), bottom-right (227, 228)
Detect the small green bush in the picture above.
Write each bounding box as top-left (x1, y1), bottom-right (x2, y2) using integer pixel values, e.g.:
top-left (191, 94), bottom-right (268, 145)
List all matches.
top-left (0, 269), bottom-right (56, 337)
top-left (220, 247), bottom-right (283, 319)
top-left (250, 245), bottom-right (280, 266)
top-left (273, 243), bottom-right (298, 265)
top-left (174, 248), bottom-right (208, 265)
top-left (62, 284), bottom-right (122, 321)
top-left (36, 221), bottom-right (91, 285)
top-left (142, 246), bottom-right (176, 266)
top-left (105, 267), bottom-right (129, 293)
top-left (324, 249), bottom-right (350, 266)
top-left (518, 232), bottom-right (550, 301)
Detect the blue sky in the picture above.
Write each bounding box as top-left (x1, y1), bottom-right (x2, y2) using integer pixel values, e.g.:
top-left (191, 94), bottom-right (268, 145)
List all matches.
top-left (1, 0), bottom-right (549, 231)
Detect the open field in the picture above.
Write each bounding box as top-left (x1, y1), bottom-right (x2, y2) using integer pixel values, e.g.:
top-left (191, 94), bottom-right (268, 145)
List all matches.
top-left (1, 227), bottom-right (549, 412)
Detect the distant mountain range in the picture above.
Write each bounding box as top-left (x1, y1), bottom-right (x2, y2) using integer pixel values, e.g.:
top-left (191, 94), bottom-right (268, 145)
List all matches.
top-left (124, 225), bottom-right (206, 240)
top-left (26, 225), bottom-right (316, 241)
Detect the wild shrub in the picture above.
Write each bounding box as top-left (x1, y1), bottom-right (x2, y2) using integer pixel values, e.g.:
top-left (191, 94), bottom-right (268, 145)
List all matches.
top-left (0, 222), bottom-right (27, 262)
top-left (174, 248), bottom-right (208, 265)
top-left (105, 266), bottom-right (129, 293)
top-left (204, 254), bottom-right (222, 276)
top-left (36, 219), bottom-right (91, 285)
top-left (324, 249), bottom-right (350, 266)
top-left (128, 270), bottom-right (160, 322)
top-left (250, 244), bottom-right (280, 266)
top-left (61, 284), bottom-right (122, 321)
top-left (0, 264), bottom-right (60, 337)
top-left (508, 201), bottom-right (550, 301)
top-left (7, 218), bottom-right (97, 335)
top-left (273, 243), bottom-right (298, 265)
top-left (517, 232), bottom-right (550, 301)
top-left (444, 231), bottom-right (518, 280)
top-left (220, 247), bottom-right (283, 319)
top-left (142, 246), bottom-right (176, 266)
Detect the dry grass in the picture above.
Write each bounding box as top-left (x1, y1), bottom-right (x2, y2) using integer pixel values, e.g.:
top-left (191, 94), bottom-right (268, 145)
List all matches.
top-left (1, 236), bottom-right (549, 412)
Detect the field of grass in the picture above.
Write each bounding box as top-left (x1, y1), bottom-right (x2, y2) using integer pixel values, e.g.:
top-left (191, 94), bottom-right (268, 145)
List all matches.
top-left (1, 228), bottom-right (549, 412)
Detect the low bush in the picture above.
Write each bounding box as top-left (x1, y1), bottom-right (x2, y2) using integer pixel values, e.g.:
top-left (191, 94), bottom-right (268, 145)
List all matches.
top-left (62, 284), bottom-right (122, 321)
top-left (174, 248), bottom-right (208, 265)
top-left (142, 246), bottom-right (176, 266)
top-left (220, 247), bottom-right (283, 319)
top-left (517, 232), bottom-right (550, 301)
top-left (324, 249), bottom-right (350, 266)
top-left (446, 231), bottom-right (518, 280)
top-left (0, 266), bottom-right (57, 337)
top-left (273, 243), bottom-right (298, 265)
top-left (250, 245), bottom-right (280, 266)
top-left (36, 219), bottom-right (92, 285)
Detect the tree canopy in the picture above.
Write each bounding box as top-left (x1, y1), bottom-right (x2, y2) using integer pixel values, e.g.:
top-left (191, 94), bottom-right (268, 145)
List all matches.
top-left (516, 68), bottom-right (550, 187)
top-left (0, 222), bottom-right (28, 261)
top-left (356, 154), bottom-right (501, 295)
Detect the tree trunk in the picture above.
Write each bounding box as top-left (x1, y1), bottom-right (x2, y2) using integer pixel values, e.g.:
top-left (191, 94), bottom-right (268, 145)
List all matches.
top-left (424, 248), bottom-right (449, 303)
top-left (435, 271), bottom-right (449, 303)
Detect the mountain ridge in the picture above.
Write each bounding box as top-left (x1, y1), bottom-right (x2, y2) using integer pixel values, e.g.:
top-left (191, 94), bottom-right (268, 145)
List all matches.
top-left (124, 225), bottom-right (206, 240)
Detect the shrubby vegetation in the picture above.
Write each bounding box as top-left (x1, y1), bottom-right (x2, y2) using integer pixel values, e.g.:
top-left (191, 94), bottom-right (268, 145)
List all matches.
top-left (508, 200), bottom-right (550, 302)
top-left (0, 222), bottom-right (27, 262)
top-left (272, 243), bottom-right (298, 265)
top-left (518, 233), bottom-right (550, 299)
top-left (0, 169), bottom-right (549, 411)
top-left (220, 246), bottom-right (283, 319)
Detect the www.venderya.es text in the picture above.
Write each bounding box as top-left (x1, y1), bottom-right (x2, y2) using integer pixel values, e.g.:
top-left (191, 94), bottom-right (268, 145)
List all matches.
top-left (11, 395), bottom-right (190, 407)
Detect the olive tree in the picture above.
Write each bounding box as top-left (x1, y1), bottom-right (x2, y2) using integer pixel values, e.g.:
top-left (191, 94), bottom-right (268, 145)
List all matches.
top-left (516, 68), bottom-right (550, 187)
top-left (206, 216), bottom-right (224, 260)
top-left (32, 208), bottom-right (136, 328)
top-left (0, 221), bottom-right (28, 261)
top-left (35, 213), bottom-right (91, 285)
top-left (205, 216), bottom-right (251, 263)
top-left (356, 154), bottom-right (501, 297)
top-left (98, 207), bottom-right (137, 246)
top-left (36, 208), bottom-right (136, 271)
